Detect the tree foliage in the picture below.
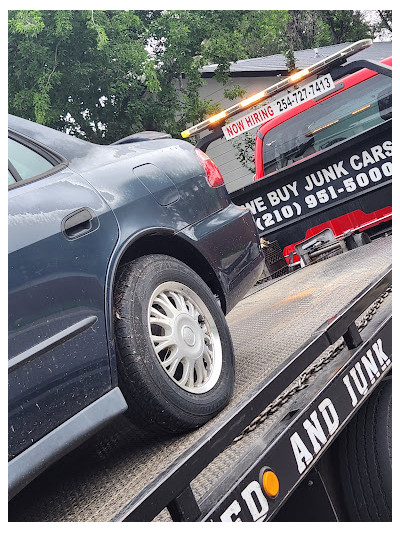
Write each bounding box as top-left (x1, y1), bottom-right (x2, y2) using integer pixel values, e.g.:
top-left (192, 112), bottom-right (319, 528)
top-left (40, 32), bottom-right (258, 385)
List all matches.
top-left (8, 10), bottom-right (389, 143)
top-left (377, 10), bottom-right (392, 32)
top-left (283, 10), bottom-right (374, 71)
top-left (319, 10), bottom-right (373, 44)
top-left (371, 10), bottom-right (392, 40)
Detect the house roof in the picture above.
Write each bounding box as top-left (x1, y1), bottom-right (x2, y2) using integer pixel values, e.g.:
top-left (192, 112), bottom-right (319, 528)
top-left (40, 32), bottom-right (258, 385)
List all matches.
top-left (200, 41), bottom-right (392, 77)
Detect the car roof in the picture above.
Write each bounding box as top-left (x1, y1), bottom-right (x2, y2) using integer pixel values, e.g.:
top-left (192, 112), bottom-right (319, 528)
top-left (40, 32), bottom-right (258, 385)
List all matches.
top-left (8, 114), bottom-right (92, 160)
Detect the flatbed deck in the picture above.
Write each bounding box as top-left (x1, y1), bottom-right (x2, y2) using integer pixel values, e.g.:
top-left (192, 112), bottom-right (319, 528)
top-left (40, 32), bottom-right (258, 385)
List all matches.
top-left (8, 235), bottom-right (392, 522)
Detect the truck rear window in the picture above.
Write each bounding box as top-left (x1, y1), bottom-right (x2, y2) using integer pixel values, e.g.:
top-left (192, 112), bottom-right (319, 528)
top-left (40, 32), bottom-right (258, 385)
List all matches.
top-left (262, 73), bottom-right (392, 176)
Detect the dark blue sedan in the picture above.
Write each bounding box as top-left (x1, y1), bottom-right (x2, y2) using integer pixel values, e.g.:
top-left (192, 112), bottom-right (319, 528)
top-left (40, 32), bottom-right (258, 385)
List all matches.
top-left (8, 114), bottom-right (264, 499)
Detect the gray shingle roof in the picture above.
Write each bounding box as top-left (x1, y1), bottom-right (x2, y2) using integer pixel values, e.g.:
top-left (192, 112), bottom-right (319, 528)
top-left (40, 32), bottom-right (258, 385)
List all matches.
top-left (201, 41), bottom-right (392, 76)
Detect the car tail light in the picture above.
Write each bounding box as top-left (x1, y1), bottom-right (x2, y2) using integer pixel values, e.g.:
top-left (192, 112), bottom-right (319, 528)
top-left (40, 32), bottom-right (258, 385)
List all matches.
top-left (195, 148), bottom-right (225, 188)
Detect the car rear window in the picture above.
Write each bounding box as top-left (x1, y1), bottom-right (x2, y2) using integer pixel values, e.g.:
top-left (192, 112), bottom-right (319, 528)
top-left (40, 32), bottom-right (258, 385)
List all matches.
top-left (262, 73), bottom-right (392, 177)
top-left (8, 137), bottom-right (54, 181)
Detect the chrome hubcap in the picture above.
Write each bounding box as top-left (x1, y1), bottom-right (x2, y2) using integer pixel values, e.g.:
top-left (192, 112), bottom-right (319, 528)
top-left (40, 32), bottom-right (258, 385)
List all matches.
top-left (148, 282), bottom-right (223, 394)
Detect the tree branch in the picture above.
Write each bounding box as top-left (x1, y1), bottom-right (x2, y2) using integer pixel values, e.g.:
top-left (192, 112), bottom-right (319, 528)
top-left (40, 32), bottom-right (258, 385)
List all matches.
top-left (378, 10), bottom-right (392, 32)
top-left (46, 41), bottom-right (60, 88)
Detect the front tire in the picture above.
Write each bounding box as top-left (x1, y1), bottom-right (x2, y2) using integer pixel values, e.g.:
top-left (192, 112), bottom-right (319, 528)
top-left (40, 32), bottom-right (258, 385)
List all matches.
top-left (114, 254), bottom-right (235, 435)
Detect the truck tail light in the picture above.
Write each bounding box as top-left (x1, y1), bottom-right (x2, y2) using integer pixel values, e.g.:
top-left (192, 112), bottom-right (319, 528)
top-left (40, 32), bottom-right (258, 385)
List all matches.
top-left (195, 148), bottom-right (225, 188)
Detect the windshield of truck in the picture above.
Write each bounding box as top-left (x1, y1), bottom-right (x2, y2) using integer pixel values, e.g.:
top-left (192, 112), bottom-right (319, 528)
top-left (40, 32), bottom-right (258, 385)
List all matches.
top-left (262, 73), bottom-right (392, 177)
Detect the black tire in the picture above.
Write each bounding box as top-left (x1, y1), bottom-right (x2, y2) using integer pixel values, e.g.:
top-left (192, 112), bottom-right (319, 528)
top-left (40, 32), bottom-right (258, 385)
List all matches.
top-left (113, 254), bottom-right (235, 435)
top-left (337, 379), bottom-right (392, 521)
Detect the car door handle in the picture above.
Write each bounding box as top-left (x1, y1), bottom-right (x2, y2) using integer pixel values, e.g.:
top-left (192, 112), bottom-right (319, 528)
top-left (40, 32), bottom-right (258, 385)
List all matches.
top-left (61, 208), bottom-right (98, 239)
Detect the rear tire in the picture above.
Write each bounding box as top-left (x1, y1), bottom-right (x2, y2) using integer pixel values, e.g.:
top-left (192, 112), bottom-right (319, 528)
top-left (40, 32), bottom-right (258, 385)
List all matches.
top-left (337, 379), bottom-right (392, 521)
top-left (114, 254), bottom-right (235, 435)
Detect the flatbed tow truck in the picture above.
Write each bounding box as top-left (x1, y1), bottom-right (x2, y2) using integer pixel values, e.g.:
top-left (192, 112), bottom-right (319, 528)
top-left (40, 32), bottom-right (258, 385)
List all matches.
top-left (8, 41), bottom-right (392, 522)
top-left (9, 236), bottom-right (392, 522)
top-left (191, 39), bottom-right (392, 272)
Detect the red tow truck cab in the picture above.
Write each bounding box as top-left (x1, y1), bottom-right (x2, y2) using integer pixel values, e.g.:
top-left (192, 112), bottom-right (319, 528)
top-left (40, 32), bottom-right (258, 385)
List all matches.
top-left (251, 57), bottom-right (392, 263)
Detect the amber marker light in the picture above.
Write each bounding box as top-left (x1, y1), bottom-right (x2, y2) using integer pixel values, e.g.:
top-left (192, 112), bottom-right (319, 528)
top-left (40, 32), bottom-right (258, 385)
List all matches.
top-left (352, 104), bottom-right (371, 115)
top-left (240, 91), bottom-right (266, 108)
top-left (181, 130), bottom-right (190, 138)
top-left (290, 68), bottom-right (310, 82)
top-left (208, 111), bottom-right (227, 124)
top-left (306, 119), bottom-right (339, 136)
top-left (260, 469), bottom-right (280, 498)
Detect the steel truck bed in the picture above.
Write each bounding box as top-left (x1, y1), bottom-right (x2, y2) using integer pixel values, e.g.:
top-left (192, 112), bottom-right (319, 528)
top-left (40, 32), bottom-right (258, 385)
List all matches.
top-left (8, 235), bottom-right (392, 522)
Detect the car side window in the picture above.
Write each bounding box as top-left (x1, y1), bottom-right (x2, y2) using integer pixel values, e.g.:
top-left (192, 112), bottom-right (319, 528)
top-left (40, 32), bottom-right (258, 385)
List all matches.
top-left (262, 73), bottom-right (392, 176)
top-left (8, 137), bottom-right (54, 182)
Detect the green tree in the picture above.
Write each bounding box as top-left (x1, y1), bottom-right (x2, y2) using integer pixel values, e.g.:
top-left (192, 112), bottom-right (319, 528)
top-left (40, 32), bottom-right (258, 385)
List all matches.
top-left (9, 10), bottom-right (292, 142)
top-left (377, 10), bottom-right (392, 32)
top-left (9, 10), bottom-right (158, 141)
top-left (282, 10), bottom-right (373, 71)
top-left (318, 10), bottom-right (373, 44)
top-left (370, 10), bottom-right (392, 40)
